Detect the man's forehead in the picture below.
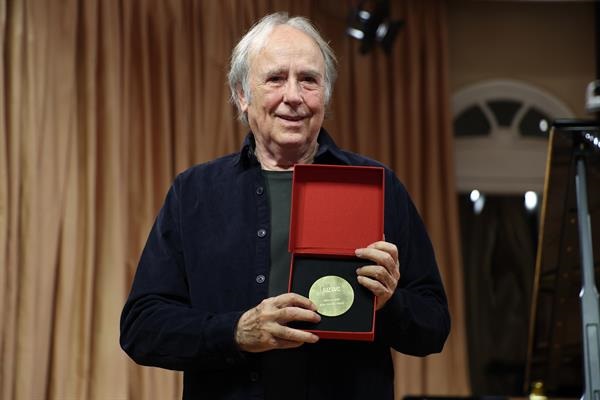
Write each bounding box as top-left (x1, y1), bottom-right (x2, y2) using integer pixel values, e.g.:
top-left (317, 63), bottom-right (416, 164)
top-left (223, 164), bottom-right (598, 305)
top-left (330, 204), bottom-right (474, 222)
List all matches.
top-left (247, 27), bottom-right (324, 77)
top-left (259, 65), bottom-right (323, 76)
top-left (250, 25), bottom-right (324, 63)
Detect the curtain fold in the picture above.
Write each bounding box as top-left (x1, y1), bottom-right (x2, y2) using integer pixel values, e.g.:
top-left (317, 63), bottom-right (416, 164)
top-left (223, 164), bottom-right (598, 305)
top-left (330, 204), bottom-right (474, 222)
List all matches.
top-left (0, 0), bottom-right (468, 398)
top-left (459, 196), bottom-right (535, 395)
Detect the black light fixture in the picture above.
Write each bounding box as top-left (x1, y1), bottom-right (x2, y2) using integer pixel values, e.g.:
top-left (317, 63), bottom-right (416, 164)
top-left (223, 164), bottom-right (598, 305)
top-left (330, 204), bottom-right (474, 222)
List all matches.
top-left (346, 0), bottom-right (404, 54)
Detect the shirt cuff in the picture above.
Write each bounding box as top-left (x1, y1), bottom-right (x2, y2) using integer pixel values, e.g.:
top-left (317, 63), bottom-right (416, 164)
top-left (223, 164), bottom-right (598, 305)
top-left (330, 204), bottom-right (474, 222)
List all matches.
top-left (203, 310), bottom-right (247, 366)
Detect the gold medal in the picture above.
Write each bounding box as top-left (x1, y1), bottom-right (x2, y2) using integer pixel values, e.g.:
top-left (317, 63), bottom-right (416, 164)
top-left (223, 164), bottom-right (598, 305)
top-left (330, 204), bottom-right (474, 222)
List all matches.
top-left (309, 275), bottom-right (354, 317)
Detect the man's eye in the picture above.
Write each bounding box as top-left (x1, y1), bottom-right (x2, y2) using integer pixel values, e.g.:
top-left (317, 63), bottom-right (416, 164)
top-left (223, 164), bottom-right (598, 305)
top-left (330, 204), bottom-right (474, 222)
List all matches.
top-left (267, 76), bottom-right (284, 83)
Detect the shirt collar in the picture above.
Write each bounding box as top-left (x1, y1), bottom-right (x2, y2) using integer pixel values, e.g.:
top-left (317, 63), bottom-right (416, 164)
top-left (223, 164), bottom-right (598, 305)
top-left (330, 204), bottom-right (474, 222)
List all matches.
top-left (234, 128), bottom-right (351, 168)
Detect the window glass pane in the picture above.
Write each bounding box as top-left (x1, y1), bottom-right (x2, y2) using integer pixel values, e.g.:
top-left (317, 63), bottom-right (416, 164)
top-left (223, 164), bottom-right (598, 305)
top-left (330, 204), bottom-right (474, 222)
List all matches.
top-left (487, 100), bottom-right (522, 127)
top-left (519, 107), bottom-right (551, 138)
top-left (454, 105), bottom-right (491, 136)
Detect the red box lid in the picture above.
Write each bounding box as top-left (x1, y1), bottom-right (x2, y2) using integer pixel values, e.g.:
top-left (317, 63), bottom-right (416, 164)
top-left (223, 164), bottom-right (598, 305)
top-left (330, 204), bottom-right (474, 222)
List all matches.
top-left (289, 164), bottom-right (385, 255)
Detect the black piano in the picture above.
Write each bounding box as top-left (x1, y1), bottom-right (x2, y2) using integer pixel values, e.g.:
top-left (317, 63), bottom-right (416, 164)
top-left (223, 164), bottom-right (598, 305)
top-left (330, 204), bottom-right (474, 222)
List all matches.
top-left (526, 119), bottom-right (600, 400)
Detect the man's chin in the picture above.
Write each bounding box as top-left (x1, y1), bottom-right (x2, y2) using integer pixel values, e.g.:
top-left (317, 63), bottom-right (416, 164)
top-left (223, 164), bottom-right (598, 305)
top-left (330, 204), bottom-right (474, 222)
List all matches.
top-left (273, 132), bottom-right (313, 147)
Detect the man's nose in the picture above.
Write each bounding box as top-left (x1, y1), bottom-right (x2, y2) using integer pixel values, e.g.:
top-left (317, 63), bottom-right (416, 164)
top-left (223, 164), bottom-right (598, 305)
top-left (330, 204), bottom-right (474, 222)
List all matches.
top-left (283, 80), bottom-right (302, 106)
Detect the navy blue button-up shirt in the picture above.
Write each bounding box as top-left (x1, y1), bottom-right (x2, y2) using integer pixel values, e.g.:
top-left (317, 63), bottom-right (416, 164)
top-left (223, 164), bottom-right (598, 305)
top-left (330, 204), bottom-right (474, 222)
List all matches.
top-left (120, 129), bottom-right (450, 399)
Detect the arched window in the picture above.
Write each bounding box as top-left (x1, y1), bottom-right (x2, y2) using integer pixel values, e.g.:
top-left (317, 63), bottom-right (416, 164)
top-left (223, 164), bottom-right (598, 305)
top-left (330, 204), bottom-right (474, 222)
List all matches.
top-left (453, 79), bottom-right (574, 193)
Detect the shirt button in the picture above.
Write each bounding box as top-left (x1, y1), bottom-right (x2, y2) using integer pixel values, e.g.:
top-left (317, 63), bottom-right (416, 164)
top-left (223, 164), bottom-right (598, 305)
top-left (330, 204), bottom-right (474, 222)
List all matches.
top-left (256, 186), bottom-right (264, 195)
top-left (255, 274), bottom-right (266, 284)
top-left (249, 371), bottom-right (260, 382)
top-left (257, 228), bottom-right (267, 238)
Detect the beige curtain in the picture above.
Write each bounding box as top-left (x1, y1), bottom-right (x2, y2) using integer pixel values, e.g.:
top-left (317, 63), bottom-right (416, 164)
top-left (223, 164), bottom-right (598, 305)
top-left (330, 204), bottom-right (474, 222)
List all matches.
top-left (0, 0), bottom-right (468, 399)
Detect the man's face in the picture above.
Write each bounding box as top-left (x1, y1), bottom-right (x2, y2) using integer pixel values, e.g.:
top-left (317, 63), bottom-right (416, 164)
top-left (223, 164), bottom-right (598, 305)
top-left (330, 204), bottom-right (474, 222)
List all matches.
top-left (238, 25), bottom-right (326, 155)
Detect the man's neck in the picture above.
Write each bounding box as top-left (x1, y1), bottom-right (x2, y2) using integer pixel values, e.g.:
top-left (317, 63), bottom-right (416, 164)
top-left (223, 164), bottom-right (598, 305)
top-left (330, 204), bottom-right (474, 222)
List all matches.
top-left (254, 142), bottom-right (319, 171)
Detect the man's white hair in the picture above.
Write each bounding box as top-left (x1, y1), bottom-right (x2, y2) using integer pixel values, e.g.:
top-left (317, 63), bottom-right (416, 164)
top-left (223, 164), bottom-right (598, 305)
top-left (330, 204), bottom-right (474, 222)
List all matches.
top-left (228, 12), bottom-right (338, 125)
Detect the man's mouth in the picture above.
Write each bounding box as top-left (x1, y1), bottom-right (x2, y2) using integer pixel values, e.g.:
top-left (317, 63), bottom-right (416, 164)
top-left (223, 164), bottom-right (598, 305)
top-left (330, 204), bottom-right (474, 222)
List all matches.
top-left (277, 115), bottom-right (305, 122)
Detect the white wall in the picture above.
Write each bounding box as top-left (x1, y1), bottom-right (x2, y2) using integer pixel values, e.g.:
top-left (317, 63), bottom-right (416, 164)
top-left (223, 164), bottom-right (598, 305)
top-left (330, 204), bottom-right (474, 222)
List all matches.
top-left (448, 0), bottom-right (595, 118)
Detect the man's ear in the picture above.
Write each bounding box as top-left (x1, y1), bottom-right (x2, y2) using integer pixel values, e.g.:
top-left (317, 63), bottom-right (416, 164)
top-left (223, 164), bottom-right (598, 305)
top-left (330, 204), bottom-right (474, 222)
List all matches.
top-left (237, 85), bottom-right (249, 113)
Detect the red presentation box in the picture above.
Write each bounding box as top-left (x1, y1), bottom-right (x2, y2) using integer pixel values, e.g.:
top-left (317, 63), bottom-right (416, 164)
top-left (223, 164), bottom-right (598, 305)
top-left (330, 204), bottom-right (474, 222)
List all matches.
top-left (287, 164), bottom-right (385, 341)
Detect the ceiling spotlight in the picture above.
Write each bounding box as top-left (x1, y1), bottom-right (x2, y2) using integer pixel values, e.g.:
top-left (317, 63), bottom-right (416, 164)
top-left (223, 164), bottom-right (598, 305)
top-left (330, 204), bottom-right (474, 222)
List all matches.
top-left (346, 0), bottom-right (404, 54)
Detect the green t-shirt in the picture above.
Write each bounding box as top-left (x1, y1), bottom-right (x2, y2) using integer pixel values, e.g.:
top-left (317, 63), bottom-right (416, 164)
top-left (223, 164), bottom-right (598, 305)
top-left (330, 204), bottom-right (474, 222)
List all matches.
top-left (262, 170), bottom-right (293, 296)
top-left (261, 170), bottom-right (309, 399)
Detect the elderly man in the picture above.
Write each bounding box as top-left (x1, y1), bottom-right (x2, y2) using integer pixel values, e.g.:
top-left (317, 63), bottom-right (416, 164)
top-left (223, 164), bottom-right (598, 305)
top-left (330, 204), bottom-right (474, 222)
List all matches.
top-left (120, 12), bottom-right (450, 400)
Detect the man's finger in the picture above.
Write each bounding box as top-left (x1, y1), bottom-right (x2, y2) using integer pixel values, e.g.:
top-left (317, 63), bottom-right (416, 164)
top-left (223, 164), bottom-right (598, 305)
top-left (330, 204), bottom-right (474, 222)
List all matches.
top-left (270, 324), bottom-right (320, 344)
top-left (272, 292), bottom-right (318, 311)
top-left (357, 275), bottom-right (388, 296)
top-left (355, 247), bottom-right (398, 276)
top-left (270, 337), bottom-right (306, 349)
top-left (356, 264), bottom-right (395, 289)
top-left (275, 306), bottom-right (321, 324)
top-left (367, 241), bottom-right (399, 261)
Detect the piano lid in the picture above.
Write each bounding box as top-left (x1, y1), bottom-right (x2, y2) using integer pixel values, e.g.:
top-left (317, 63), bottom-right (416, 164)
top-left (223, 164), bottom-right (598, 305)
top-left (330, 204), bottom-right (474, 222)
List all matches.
top-left (525, 119), bottom-right (600, 396)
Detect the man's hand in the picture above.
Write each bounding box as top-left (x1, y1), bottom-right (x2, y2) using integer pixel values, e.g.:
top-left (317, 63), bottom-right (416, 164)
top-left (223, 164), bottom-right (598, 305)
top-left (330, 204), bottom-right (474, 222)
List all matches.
top-left (355, 241), bottom-right (400, 310)
top-left (235, 292), bottom-right (321, 352)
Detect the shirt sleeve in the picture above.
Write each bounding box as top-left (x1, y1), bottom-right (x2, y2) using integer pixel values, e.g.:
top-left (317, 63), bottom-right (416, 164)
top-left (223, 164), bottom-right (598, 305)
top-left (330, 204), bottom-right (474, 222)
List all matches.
top-left (374, 172), bottom-right (451, 356)
top-left (119, 178), bottom-right (247, 371)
